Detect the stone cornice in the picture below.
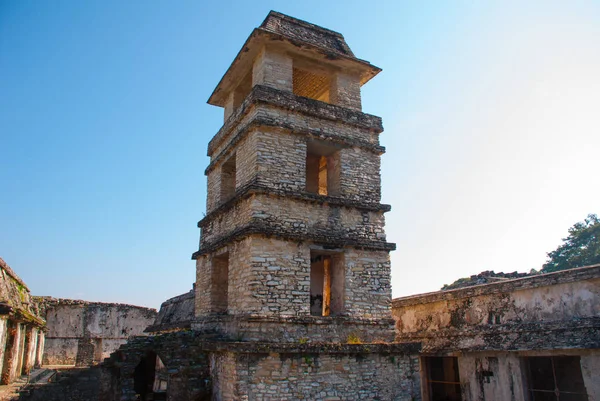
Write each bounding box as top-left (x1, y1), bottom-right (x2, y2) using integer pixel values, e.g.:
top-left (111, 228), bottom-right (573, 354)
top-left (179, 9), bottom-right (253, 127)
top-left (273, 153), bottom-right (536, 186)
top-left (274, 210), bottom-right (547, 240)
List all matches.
top-left (205, 114), bottom-right (385, 176)
top-left (199, 181), bottom-right (391, 229)
top-left (208, 85), bottom-right (383, 157)
top-left (392, 264), bottom-right (600, 309)
top-left (192, 223), bottom-right (396, 259)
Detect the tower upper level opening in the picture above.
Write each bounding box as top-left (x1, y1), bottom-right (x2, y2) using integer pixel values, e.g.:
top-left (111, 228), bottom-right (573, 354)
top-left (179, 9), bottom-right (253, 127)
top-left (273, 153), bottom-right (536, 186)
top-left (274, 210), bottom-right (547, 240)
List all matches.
top-left (207, 11), bottom-right (382, 122)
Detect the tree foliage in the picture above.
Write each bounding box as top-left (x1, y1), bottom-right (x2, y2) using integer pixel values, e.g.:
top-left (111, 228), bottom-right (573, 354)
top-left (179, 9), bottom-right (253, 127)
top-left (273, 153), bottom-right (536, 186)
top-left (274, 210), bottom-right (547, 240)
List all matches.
top-left (541, 214), bottom-right (600, 273)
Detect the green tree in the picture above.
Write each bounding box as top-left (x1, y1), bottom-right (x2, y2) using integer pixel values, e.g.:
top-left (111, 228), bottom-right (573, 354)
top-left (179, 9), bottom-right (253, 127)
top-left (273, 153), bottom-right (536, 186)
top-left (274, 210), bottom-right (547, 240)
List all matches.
top-left (541, 214), bottom-right (600, 273)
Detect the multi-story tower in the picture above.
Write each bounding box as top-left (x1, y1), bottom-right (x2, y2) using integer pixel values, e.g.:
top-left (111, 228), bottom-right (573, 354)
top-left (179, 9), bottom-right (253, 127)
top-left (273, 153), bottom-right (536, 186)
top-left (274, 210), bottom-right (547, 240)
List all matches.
top-left (193, 11), bottom-right (396, 343)
top-left (105, 13), bottom-right (421, 401)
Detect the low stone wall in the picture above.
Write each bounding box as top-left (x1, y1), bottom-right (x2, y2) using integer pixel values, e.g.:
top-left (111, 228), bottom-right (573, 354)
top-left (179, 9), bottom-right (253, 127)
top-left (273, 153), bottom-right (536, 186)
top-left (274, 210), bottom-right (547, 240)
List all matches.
top-left (101, 333), bottom-right (422, 401)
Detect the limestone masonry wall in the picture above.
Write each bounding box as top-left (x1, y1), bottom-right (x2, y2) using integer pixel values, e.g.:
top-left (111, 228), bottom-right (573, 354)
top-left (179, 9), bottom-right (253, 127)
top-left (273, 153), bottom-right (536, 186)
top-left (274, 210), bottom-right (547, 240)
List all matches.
top-left (212, 350), bottom-right (421, 401)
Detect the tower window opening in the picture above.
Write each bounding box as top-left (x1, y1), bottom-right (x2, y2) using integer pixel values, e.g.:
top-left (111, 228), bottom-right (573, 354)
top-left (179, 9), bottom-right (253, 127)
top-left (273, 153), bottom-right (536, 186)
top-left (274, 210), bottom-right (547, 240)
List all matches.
top-left (211, 253), bottom-right (229, 314)
top-left (310, 252), bottom-right (344, 317)
top-left (305, 142), bottom-right (340, 196)
top-left (220, 154), bottom-right (237, 203)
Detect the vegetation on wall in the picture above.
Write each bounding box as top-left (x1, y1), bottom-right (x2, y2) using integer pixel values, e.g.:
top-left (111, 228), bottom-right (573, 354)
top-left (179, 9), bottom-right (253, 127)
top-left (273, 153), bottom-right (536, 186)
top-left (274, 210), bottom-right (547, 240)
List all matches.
top-left (542, 214), bottom-right (600, 273)
top-left (442, 214), bottom-right (600, 289)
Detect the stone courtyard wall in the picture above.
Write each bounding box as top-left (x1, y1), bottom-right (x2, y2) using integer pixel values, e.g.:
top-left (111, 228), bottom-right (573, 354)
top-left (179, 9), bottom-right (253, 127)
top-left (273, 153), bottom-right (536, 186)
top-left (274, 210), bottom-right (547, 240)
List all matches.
top-left (35, 298), bottom-right (156, 366)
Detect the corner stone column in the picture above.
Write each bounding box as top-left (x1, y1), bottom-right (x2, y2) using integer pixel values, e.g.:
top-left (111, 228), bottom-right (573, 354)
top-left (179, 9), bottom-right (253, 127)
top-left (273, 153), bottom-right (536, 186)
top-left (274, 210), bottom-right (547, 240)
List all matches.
top-left (330, 72), bottom-right (362, 111)
top-left (22, 326), bottom-right (37, 375)
top-left (252, 46), bottom-right (293, 92)
top-left (35, 330), bottom-right (45, 368)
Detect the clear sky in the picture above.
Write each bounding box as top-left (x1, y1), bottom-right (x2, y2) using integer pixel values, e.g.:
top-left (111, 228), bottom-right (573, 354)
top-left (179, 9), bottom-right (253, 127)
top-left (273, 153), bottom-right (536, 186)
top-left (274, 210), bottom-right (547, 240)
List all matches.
top-left (1, 1), bottom-right (599, 309)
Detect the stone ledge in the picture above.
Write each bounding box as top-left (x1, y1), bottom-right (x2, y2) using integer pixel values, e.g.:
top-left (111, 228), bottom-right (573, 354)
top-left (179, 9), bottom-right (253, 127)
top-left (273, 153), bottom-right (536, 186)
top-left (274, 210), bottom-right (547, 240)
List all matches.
top-left (195, 314), bottom-right (395, 326)
top-left (208, 85), bottom-right (383, 157)
top-left (192, 225), bottom-right (396, 258)
top-left (121, 332), bottom-right (421, 356)
top-left (199, 181), bottom-right (391, 229)
top-left (397, 317), bottom-right (600, 352)
top-left (145, 320), bottom-right (193, 333)
top-left (392, 264), bottom-right (600, 308)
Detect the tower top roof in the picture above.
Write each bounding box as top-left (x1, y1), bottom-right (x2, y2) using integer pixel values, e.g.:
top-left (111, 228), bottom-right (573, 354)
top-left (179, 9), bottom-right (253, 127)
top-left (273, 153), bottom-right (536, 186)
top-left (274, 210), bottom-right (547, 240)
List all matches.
top-left (259, 11), bottom-right (355, 58)
top-left (207, 11), bottom-right (381, 107)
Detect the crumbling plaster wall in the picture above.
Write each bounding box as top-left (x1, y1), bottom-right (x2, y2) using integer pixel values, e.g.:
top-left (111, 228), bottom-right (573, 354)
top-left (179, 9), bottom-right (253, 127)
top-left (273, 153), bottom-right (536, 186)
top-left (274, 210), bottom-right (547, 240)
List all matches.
top-left (447, 350), bottom-right (600, 401)
top-left (39, 299), bottom-right (156, 365)
top-left (454, 352), bottom-right (526, 401)
top-left (392, 266), bottom-right (600, 401)
top-left (393, 272), bottom-right (600, 335)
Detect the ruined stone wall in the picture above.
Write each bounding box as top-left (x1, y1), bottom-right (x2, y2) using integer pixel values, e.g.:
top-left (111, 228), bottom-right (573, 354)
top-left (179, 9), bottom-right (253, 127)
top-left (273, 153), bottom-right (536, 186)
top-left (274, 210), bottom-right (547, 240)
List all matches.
top-left (146, 288), bottom-right (195, 333)
top-left (37, 298), bottom-right (156, 365)
top-left (393, 266), bottom-right (600, 401)
top-left (392, 265), bottom-right (600, 348)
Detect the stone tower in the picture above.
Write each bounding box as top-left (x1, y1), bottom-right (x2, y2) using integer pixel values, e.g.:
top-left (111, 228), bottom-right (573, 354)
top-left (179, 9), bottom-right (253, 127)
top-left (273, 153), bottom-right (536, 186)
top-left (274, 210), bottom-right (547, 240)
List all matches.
top-left (104, 13), bottom-right (420, 401)
top-left (192, 11), bottom-right (396, 343)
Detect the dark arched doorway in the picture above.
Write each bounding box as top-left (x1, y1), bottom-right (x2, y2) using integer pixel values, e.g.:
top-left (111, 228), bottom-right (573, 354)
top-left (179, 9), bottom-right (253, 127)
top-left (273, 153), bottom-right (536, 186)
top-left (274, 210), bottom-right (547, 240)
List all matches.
top-left (133, 351), bottom-right (167, 401)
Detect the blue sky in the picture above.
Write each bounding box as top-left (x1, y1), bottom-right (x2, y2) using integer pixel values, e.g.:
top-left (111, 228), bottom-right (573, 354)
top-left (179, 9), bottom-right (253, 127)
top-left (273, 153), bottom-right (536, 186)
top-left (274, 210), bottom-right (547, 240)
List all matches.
top-left (1, 1), bottom-right (599, 308)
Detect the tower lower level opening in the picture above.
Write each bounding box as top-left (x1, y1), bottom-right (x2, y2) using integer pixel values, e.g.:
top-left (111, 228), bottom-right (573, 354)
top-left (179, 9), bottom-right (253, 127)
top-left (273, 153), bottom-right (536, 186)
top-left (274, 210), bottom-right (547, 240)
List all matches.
top-left (211, 252), bottom-right (229, 314)
top-left (310, 251), bottom-right (345, 317)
